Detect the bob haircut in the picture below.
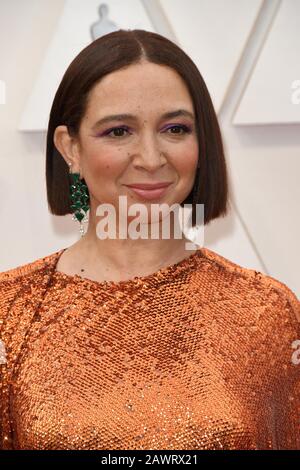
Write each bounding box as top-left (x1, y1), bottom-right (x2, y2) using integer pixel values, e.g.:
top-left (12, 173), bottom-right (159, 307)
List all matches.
top-left (46, 29), bottom-right (229, 226)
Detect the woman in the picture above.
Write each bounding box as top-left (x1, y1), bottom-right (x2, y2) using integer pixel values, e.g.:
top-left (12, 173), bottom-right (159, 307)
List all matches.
top-left (0, 29), bottom-right (299, 450)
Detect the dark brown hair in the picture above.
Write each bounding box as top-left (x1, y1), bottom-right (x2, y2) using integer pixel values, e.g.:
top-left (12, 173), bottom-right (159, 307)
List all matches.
top-left (46, 29), bottom-right (229, 226)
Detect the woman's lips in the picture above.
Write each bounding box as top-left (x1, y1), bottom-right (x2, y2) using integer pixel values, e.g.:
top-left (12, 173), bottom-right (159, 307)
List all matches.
top-left (126, 184), bottom-right (172, 200)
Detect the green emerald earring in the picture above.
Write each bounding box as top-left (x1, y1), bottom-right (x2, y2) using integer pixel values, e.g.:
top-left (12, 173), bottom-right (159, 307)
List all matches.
top-left (68, 162), bottom-right (90, 238)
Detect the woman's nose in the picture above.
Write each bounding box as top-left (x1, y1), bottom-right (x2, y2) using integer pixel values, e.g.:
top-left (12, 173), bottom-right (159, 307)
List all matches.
top-left (133, 143), bottom-right (167, 171)
top-left (135, 155), bottom-right (166, 172)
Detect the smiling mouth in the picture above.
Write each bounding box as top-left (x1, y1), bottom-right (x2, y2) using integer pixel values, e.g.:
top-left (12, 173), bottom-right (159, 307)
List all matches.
top-left (125, 184), bottom-right (172, 200)
top-left (125, 182), bottom-right (172, 190)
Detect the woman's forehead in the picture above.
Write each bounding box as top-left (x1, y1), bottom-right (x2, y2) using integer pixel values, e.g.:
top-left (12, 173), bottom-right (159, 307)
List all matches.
top-left (89, 65), bottom-right (190, 99)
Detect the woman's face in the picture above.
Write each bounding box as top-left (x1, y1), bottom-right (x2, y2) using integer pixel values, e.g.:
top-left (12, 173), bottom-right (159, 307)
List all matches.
top-left (62, 61), bottom-right (199, 222)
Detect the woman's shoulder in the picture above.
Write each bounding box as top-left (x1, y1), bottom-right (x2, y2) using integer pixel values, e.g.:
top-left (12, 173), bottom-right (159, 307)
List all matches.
top-left (0, 249), bottom-right (62, 324)
top-left (200, 246), bottom-right (300, 322)
top-left (0, 249), bottom-right (62, 284)
top-left (0, 251), bottom-right (61, 319)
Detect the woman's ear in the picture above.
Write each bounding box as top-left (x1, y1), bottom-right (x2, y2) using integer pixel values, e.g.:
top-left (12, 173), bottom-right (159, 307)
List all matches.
top-left (53, 125), bottom-right (81, 172)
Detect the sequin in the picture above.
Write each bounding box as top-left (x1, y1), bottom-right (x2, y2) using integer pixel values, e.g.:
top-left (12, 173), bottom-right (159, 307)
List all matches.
top-left (0, 340), bottom-right (6, 364)
top-left (0, 246), bottom-right (299, 450)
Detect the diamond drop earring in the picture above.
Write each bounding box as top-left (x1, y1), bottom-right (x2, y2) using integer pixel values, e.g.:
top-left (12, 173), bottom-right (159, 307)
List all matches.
top-left (68, 162), bottom-right (90, 238)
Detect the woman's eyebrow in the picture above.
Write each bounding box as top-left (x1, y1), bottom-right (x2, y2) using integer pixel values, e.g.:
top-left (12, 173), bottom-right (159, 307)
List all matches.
top-left (91, 109), bottom-right (195, 130)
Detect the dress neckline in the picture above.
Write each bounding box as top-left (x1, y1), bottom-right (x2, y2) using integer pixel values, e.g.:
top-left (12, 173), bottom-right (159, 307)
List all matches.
top-left (52, 245), bottom-right (205, 291)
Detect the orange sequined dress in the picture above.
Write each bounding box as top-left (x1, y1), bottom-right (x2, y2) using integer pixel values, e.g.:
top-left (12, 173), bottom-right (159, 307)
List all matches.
top-left (0, 246), bottom-right (299, 450)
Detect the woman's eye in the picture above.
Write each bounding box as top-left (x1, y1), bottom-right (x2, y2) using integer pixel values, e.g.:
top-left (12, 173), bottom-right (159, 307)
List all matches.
top-left (166, 125), bottom-right (190, 135)
top-left (104, 126), bottom-right (129, 138)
